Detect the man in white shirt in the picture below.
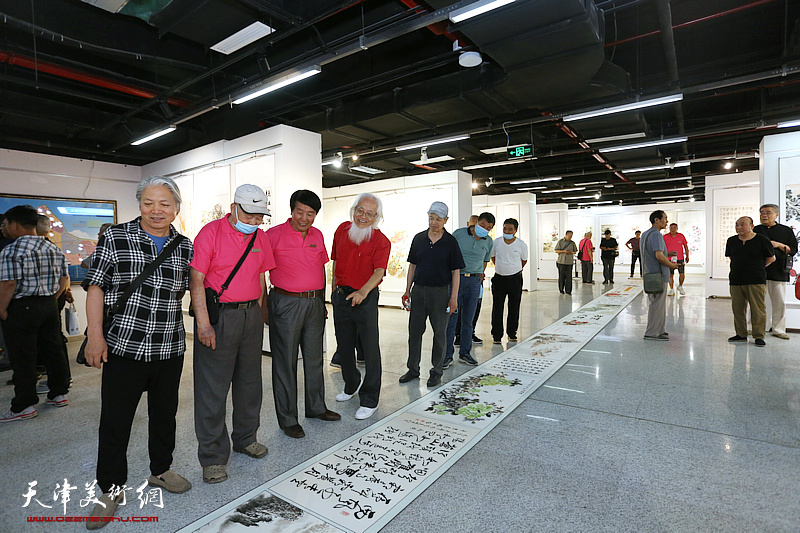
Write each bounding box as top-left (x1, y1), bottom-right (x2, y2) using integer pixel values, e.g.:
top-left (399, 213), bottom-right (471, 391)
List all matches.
top-left (490, 218), bottom-right (528, 344)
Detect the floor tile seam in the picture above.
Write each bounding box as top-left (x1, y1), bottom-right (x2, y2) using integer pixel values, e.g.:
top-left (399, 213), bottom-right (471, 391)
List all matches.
top-left (528, 398), bottom-right (800, 450)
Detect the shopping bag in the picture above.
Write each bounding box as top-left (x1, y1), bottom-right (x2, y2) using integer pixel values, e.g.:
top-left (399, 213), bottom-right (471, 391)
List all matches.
top-left (65, 303), bottom-right (81, 336)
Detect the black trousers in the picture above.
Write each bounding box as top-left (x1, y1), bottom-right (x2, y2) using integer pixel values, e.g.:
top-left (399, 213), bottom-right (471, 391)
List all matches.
top-left (630, 251), bottom-right (641, 276)
top-left (1, 296), bottom-right (70, 412)
top-left (557, 263), bottom-right (573, 294)
top-left (454, 298), bottom-right (481, 340)
top-left (97, 353), bottom-right (184, 494)
top-left (332, 287), bottom-right (381, 408)
top-left (602, 257), bottom-right (616, 282)
top-left (491, 272), bottom-right (523, 340)
top-left (581, 260), bottom-right (593, 283)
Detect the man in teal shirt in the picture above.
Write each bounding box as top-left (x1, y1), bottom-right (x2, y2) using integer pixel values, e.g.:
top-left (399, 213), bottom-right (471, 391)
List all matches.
top-left (444, 212), bottom-right (495, 369)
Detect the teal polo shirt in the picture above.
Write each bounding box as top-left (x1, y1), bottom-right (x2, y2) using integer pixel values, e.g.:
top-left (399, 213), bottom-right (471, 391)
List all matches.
top-left (452, 226), bottom-right (493, 274)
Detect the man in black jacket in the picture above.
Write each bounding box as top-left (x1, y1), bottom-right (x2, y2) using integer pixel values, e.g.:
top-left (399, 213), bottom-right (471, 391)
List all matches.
top-left (754, 203), bottom-right (798, 340)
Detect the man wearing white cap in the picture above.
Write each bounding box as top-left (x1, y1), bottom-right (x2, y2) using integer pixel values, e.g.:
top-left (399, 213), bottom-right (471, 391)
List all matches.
top-left (189, 184), bottom-right (275, 484)
top-left (401, 201), bottom-right (465, 387)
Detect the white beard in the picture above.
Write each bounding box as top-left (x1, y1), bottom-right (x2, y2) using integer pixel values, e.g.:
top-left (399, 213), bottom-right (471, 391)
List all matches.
top-left (348, 222), bottom-right (373, 245)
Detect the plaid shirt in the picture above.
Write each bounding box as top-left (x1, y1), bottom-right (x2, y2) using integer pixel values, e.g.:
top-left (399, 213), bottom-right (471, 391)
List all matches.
top-left (0, 236), bottom-right (69, 298)
top-left (84, 218), bottom-right (193, 362)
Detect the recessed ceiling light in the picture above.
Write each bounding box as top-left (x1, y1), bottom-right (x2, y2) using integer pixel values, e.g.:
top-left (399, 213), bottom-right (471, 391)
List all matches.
top-left (351, 166), bottom-right (384, 175)
top-left (211, 22), bottom-right (274, 55)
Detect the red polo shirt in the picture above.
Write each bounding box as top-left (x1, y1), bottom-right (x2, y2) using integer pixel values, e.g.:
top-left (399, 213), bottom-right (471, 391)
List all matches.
top-left (190, 214), bottom-right (275, 303)
top-left (266, 219), bottom-right (328, 292)
top-left (332, 221), bottom-right (391, 289)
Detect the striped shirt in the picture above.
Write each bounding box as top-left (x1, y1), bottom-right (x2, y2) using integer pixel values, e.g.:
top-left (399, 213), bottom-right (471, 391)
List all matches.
top-left (84, 218), bottom-right (193, 362)
top-left (0, 236), bottom-right (68, 298)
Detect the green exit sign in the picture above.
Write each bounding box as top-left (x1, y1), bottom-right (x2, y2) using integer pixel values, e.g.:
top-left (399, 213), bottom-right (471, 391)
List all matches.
top-left (507, 145), bottom-right (532, 159)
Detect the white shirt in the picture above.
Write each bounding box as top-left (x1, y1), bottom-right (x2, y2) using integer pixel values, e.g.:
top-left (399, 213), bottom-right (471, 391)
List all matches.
top-left (491, 236), bottom-right (528, 276)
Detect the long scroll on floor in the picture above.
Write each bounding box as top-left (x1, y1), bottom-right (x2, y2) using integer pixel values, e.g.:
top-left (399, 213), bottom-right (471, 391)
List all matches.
top-left (180, 285), bottom-right (642, 533)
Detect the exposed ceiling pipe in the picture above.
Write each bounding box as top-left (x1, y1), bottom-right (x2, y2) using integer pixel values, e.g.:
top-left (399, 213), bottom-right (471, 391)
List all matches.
top-left (605, 0), bottom-right (780, 48)
top-left (655, 0), bottom-right (686, 146)
top-left (0, 50), bottom-right (190, 107)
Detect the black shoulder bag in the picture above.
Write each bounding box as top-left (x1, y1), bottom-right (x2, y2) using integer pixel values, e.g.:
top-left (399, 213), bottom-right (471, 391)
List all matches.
top-left (77, 235), bottom-right (187, 366)
top-left (189, 231), bottom-right (258, 326)
top-left (642, 232), bottom-right (664, 294)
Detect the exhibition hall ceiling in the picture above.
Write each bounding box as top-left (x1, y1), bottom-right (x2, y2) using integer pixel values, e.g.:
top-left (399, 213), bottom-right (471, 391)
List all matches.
top-left (1, 0), bottom-right (799, 207)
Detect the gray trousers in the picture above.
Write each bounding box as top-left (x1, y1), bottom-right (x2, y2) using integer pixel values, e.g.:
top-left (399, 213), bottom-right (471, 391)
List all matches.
top-left (193, 305), bottom-right (263, 467)
top-left (645, 282), bottom-right (668, 337)
top-left (407, 284), bottom-right (450, 378)
top-left (268, 289), bottom-right (327, 428)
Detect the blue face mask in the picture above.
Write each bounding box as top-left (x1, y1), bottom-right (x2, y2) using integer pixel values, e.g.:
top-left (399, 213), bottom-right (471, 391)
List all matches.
top-left (474, 224), bottom-right (490, 238)
top-left (234, 206), bottom-right (258, 234)
top-left (503, 233), bottom-right (515, 240)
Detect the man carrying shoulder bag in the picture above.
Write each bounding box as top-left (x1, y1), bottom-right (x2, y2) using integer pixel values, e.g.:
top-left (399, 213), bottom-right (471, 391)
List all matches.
top-left (641, 210), bottom-right (678, 341)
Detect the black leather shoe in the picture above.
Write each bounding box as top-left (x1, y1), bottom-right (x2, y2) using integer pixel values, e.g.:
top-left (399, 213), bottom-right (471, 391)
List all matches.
top-left (426, 375), bottom-right (441, 387)
top-left (307, 409), bottom-right (341, 421)
top-left (399, 371), bottom-right (419, 383)
top-left (282, 424), bottom-right (305, 439)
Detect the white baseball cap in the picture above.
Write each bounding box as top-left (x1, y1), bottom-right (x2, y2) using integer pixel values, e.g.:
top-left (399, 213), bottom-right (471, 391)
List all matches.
top-left (427, 201), bottom-right (448, 218)
top-left (234, 184), bottom-right (270, 215)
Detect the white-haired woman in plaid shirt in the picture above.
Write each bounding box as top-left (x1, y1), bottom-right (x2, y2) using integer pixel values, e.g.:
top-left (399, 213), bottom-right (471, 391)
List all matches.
top-left (83, 176), bottom-right (194, 528)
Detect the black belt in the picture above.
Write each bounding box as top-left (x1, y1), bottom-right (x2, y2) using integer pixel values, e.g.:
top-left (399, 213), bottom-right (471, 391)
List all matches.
top-left (219, 300), bottom-right (258, 310)
top-left (273, 287), bottom-right (323, 298)
top-left (461, 273), bottom-right (481, 277)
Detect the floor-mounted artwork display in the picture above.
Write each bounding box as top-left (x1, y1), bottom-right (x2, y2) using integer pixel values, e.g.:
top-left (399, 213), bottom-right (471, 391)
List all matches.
top-left (180, 285), bottom-right (643, 533)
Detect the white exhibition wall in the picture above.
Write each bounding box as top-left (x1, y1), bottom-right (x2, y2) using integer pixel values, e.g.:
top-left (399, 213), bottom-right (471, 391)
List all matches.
top-left (760, 131), bottom-right (800, 329)
top-left (530, 200), bottom-right (707, 281)
top-left (322, 171), bottom-right (472, 305)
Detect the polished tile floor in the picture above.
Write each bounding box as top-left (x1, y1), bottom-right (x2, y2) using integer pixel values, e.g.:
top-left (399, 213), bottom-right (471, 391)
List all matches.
top-left (1, 274), bottom-right (799, 532)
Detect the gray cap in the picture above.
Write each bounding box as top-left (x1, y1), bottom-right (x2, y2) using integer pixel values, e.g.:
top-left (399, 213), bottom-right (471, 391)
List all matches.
top-left (234, 184), bottom-right (270, 215)
top-left (428, 201), bottom-right (448, 218)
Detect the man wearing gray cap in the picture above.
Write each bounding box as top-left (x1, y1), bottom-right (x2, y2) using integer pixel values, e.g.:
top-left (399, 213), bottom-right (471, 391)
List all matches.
top-left (189, 184), bottom-right (275, 484)
top-left (401, 201), bottom-right (465, 387)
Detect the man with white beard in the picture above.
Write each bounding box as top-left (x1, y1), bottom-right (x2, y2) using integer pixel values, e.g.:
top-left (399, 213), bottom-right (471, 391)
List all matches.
top-left (330, 193), bottom-right (391, 420)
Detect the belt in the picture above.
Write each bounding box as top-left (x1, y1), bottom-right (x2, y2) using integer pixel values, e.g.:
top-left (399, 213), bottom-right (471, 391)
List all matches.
top-left (273, 287), bottom-right (323, 298)
top-left (219, 300), bottom-right (258, 310)
top-left (461, 273), bottom-right (482, 277)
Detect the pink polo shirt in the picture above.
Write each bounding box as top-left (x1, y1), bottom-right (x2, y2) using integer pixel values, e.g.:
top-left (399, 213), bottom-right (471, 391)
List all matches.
top-left (266, 219), bottom-right (329, 292)
top-left (663, 232), bottom-right (688, 261)
top-left (190, 215), bottom-right (276, 303)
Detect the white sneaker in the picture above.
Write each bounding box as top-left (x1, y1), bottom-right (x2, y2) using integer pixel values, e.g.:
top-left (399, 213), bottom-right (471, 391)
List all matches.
top-left (678, 285), bottom-right (685, 295)
top-left (336, 381), bottom-right (362, 402)
top-left (355, 406), bottom-right (377, 420)
top-left (667, 288), bottom-right (675, 296)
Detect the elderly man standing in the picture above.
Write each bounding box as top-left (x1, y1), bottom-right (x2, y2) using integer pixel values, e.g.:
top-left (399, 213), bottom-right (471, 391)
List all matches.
top-left (641, 211), bottom-right (679, 341)
top-left (83, 176), bottom-right (194, 527)
top-left (190, 185), bottom-right (275, 484)
top-left (445, 212), bottom-right (495, 370)
top-left (331, 193), bottom-right (391, 420)
top-left (0, 205), bottom-right (71, 422)
top-left (726, 216), bottom-right (775, 347)
top-left (555, 230), bottom-right (578, 295)
top-left (401, 202), bottom-right (464, 387)
top-left (578, 231), bottom-right (595, 284)
top-left (267, 190), bottom-right (339, 440)
top-left (754, 203), bottom-right (798, 340)
top-left (490, 218), bottom-right (528, 343)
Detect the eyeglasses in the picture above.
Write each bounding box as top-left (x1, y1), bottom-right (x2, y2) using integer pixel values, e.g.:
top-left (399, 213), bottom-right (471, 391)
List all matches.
top-left (355, 207), bottom-right (377, 219)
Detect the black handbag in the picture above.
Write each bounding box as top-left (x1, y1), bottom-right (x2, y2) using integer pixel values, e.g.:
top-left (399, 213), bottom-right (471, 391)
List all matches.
top-left (76, 235), bottom-right (186, 366)
top-left (189, 231), bottom-right (257, 326)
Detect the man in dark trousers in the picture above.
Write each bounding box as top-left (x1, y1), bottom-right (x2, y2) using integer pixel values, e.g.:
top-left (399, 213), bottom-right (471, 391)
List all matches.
top-left (754, 203), bottom-right (798, 340)
top-left (726, 216), bottom-right (775, 347)
top-left (0, 205), bottom-right (70, 422)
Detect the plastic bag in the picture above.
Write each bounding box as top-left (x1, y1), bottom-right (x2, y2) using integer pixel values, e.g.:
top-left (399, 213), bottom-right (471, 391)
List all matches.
top-left (65, 303), bottom-right (81, 336)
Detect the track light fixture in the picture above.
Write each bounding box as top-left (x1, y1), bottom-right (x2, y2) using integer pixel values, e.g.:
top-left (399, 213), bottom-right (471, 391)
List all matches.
top-left (333, 152), bottom-right (343, 168)
top-left (420, 147), bottom-right (429, 163)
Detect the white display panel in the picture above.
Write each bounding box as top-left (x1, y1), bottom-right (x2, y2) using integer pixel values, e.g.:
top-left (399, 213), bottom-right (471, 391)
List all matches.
top-left (780, 156), bottom-right (800, 282)
top-left (173, 174), bottom-right (194, 237)
top-left (711, 186), bottom-right (759, 279)
top-left (539, 211), bottom-right (560, 254)
top-left (193, 166), bottom-right (232, 238)
top-left (675, 210), bottom-right (706, 266)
